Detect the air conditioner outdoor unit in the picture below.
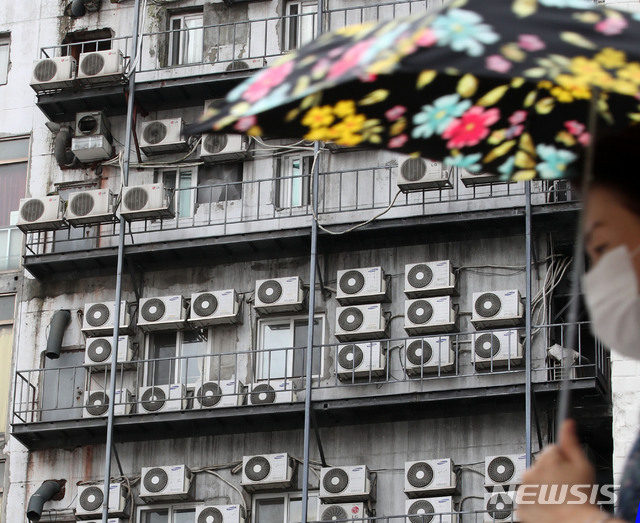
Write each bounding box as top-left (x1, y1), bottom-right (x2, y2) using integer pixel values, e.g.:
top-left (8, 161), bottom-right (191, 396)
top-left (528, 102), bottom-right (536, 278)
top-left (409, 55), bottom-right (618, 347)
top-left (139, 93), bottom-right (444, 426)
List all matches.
top-left (201, 134), bottom-right (248, 162)
top-left (84, 335), bottom-right (132, 367)
top-left (66, 189), bottom-right (115, 226)
top-left (336, 342), bottom-right (386, 380)
top-left (397, 158), bottom-right (452, 192)
top-left (472, 290), bottom-right (524, 329)
top-left (30, 56), bottom-right (76, 91)
top-left (405, 459), bottom-right (457, 497)
top-left (484, 491), bottom-right (519, 523)
top-left (241, 453), bottom-right (294, 491)
top-left (405, 260), bottom-right (456, 298)
top-left (247, 380), bottom-right (297, 405)
top-left (76, 483), bottom-right (129, 519)
top-left (484, 454), bottom-right (527, 488)
top-left (319, 465), bottom-right (373, 502)
top-left (83, 388), bottom-right (133, 418)
top-left (473, 330), bottom-right (524, 370)
top-left (138, 295), bottom-right (187, 331)
top-left (460, 169), bottom-right (510, 187)
top-left (77, 49), bottom-right (125, 84)
top-left (316, 502), bottom-right (365, 521)
top-left (82, 300), bottom-right (131, 336)
top-left (140, 118), bottom-right (189, 155)
top-left (224, 58), bottom-right (266, 71)
top-left (194, 379), bottom-right (244, 409)
top-left (138, 384), bottom-right (187, 413)
top-left (72, 111), bottom-right (113, 162)
top-left (336, 267), bottom-right (390, 304)
top-left (140, 464), bottom-right (193, 502)
top-left (16, 196), bottom-right (65, 232)
top-left (82, 519), bottom-right (125, 523)
top-left (254, 277), bottom-right (304, 314)
top-left (404, 336), bottom-right (455, 376)
top-left (189, 289), bottom-right (241, 326)
top-left (404, 297), bottom-right (457, 335)
top-left (119, 184), bottom-right (174, 220)
top-left (335, 304), bottom-right (387, 342)
top-left (196, 505), bottom-right (246, 523)
top-left (405, 496), bottom-right (457, 523)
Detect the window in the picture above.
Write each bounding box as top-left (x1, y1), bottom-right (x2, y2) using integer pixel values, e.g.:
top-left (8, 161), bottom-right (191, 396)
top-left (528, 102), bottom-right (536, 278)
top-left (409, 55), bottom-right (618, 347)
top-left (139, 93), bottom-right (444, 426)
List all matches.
top-left (197, 162), bottom-right (243, 203)
top-left (62, 28), bottom-right (113, 63)
top-left (276, 154), bottom-right (312, 208)
top-left (257, 316), bottom-right (324, 380)
top-left (0, 34), bottom-right (9, 85)
top-left (169, 12), bottom-right (204, 66)
top-left (0, 137), bottom-right (28, 271)
top-left (161, 169), bottom-right (196, 218)
top-left (0, 296), bottom-right (14, 434)
top-left (253, 492), bottom-right (318, 523)
top-left (146, 329), bottom-right (209, 386)
top-left (139, 504), bottom-right (197, 523)
top-left (285, 1), bottom-right (317, 50)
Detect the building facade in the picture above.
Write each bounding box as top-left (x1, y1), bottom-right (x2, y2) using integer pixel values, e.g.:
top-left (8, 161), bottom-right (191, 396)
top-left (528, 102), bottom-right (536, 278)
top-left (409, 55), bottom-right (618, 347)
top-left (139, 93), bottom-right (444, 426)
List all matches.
top-left (0, 0), bottom-right (624, 522)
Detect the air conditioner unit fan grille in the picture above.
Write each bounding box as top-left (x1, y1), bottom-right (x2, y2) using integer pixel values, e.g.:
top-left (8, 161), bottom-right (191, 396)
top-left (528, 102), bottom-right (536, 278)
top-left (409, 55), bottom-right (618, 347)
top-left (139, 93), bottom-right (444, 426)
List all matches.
top-left (407, 462), bottom-right (434, 488)
top-left (245, 456), bottom-right (271, 481)
top-left (338, 307), bottom-right (364, 332)
top-left (322, 468), bottom-right (349, 494)
top-left (257, 280), bottom-right (283, 304)
top-left (193, 293), bottom-right (219, 317)
top-left (198, 507), bottom-right (224, 523)
top-left (407, 264), bottom-right (434, 289)
top-left (20, 199), bottom-right (45, 222)
top-left (144, 467), bottom-right (169, 493)
top-left (407, 500), bottom-right (435, 523)
top-left (124, 187), bottom-right (150, 211)
top-left (196, 382), bottom-right (223, 408)
top-left (143, 122), bottom-right (168, 145)
top-left (486, 493), bottom-right (513, 521)
top-left (226, 60), bottom-right (250, 71)
top-left (87, 339), bottom-right (112, 363)
top-left (250, 383), bottom-right (276, 404)
top-left (475, 333), bottom-right (501, 359)
top-left (77, 115), bottom-right (99, 134)
top-left (338, 344), bottom-right (364, 370)
top-left (141, 298), bottom-right (166, 322)
top-left (70, 193), bottom-right (95, 217)
top-left (407, 300), bottom-right (434, 325)
top-left (79, 486), bottom-right (104, 512)
top-left (140, 386), bottom-right (167, 412)
top-left (34, 60), bottom-right (58, 82)
top-left (401, 158), bottom-right (427, 182)
top-left (320, 505), bottom-right (348, 521)
top-left (81, 53), bottom-right (105, 76)
top-left (86, 391), bottom-right (109, 416)
top-left (475, 293), bottom-right (502, 318)
top-left (407, 340), bottom-right (433, 366)
top-left (86, 303), bottom-right (111, 327)
top-left (339, 270), bottom-right (366, 295)
top-left (487, 456), bottom-right (516, 484)
top-left (204, 134), bottom-right (228, 154)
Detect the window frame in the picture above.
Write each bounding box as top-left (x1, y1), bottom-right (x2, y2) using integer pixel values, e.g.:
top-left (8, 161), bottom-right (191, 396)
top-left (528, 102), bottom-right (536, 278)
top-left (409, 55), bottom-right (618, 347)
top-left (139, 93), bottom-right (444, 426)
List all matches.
top-left (0, 34), bottom-right (9, 86)
top-left (137, 501), bottom-right (201, 522)
top-left (196, 161), bottom-right (244, 205)
top-left (275, 153), bottom-right (312, 209)
top-left (168, 11), bottom-right (204, 66)
top-left (252, 491), bottom-right (319, 523)
top-left (158, 167), bottom-right (198, 219)
top-left (284, 1), bottom-right (318, 51)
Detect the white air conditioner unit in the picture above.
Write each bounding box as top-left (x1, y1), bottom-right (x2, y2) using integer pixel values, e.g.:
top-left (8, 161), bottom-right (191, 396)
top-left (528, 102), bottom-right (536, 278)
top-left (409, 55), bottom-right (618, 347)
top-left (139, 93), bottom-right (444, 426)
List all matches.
top-left (335, 304), bottom-right (387, 342)
top-left (194, 379), bottom-right (244, 409)
top-left (460, 169), bottom-right (511, 187)
top-left (83, 388), bottom-right (133, 418)
top-left (336, 267), bottom-right (390, 305)
top-left (405, 459), bottom-right (457, 497)
top-left (405, 336), bottom-right (454, 376)
top-left (30, 56), bottom-right (76, 91)
top-left (472, 290), bottom-right (524, 329)
top-left (405, 260), bottom-right (456, 298)
top-left (140, 464), bottom-right (193, 502)
top-left (201, 134), bottom-right (248, 162)
top-left (397, 158), bottom-right (452, 192)
top-left (473, 330), bottom-right (524, 370)
top-left (247, 380), bottom-right (297, 405)
top-left (241, 453), bottom-right (294, 491)
top-left (316, 502), bottom-right (365, 521)
top-left (16, 196), bottom-right (65, 232)
top-left (189, 290), bottom-right (241, 326)
top-left (224, 58), bottom-right (266, 72)
top-left (406, 496), bottom-right (457, 523)
top-left (404, 297), bottom-right (457, 335)
top-left (140, 118), bottom-right (188, 155)
top-left (77, 49), bottom-right (124, 83)
top-left (119, 184), bottom-right (174, 221)
top-left (66, 189), bottom-right (115, 226)
top-left (82, 301), bottom-right (131, 336)
top-left (484, 491), bottom-right (519, 523)
top-left (254, 277), bottom-right (304, 314)
top-left (138, 384), bottom-right (187, 413)
top-left (484, 454), bottom-right (527, 488)
top-left (138, 295), bottom-right (187, 331)
top-left (319, 465), bottom-right (372, 502)
top-left (82, 519), bottom-right (125, 523)
top-left (76, 483), bottom-right (129, 519)
top-left (196, 505), bottom-right (246, 523)
top-left (84, 335), bottom-right (132, 367)
top-left (336, 342), bottom-right (386, 380)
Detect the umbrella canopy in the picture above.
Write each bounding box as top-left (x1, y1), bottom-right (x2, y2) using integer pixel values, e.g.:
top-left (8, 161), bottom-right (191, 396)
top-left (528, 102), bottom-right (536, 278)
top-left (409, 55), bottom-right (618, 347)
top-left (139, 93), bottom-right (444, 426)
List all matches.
top-left (188, 0), bottom-right (640, 181)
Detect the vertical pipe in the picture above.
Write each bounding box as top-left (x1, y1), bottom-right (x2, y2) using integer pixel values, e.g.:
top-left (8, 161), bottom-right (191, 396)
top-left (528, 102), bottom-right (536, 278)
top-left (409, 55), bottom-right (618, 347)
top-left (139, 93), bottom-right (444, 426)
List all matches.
top-left (101, 2), bottom-right (141, 522)
top-left (525, 182), bottom-right (532, 467)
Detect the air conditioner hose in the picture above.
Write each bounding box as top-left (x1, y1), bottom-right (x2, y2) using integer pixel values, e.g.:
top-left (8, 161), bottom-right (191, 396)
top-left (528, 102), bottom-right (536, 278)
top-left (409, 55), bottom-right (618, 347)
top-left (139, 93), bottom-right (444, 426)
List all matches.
top-left (45, 309), bottom-right (71, 360)
top-left (54, 126), bottom-right (80, 169)
top-left (26, 480), bottom-right (62, 521)
top-left (71, 0), bottom-right (95, 17)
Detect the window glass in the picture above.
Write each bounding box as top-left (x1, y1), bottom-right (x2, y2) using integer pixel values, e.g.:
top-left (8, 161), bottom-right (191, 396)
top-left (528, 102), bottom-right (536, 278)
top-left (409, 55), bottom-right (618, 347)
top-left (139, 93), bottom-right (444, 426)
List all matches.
top-left (197, 163), bottom-right (243, 203)
top-left (0, 137), bottom-right (28, 162)
top-left (261, 323), bottom-right (291, 379)
top-left (286, 2), bottom-right (317, 50)
top-left (181, 330), bottom-right (208, 385)
top-left (162, 170), bottom-right (194, 218)
top-left (277, 154), bottom-right (311, 208)
top-left (148, 331), bottom-right (178, 385)
top-left (0, 295), bottom-right (14, 322)
top-left (0, 161), bottom-right (27, 227)
top-left (292, 318), bottom-right (322, 377)
top-left (0, 325), bottom-right (12, 433)
top-left (255, 498), bottom-right (285, 523)
top-left (170, 13), bottom-right (204, 65)
top-left (142, 508), bottom-right (169, 523)
top-left (253, 493), bottom-right (318, 523)
top-left (147, 330), bottom-right (210, 385)
top-left (174, 508), bottom-right (196, 523)
top-left (0, 36), bottom-right (9, 85)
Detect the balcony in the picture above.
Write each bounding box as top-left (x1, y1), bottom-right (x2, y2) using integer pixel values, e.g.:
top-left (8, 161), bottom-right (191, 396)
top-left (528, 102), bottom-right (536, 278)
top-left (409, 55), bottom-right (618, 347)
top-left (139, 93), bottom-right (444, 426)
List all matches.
top-left (12, 322), bottom-right (610, 450)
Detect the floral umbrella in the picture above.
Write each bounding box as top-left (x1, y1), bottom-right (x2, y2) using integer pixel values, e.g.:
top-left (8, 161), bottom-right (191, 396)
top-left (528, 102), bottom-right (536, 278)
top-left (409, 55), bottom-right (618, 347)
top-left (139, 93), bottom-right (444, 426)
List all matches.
top-left (187, 0), bottom-right (640, 181)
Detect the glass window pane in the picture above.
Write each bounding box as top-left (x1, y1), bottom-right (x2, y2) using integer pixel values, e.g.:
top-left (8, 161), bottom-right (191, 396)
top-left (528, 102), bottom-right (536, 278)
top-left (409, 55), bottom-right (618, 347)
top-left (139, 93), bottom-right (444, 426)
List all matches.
top-left (184, 15), bottom-right (203, 64)
top-left (0, 138), bottom-right (29, 162)
top-left (0, 161), bottom-right (28, 227)
top-left (142, 509), bottom-right (169, 523)
top-left (0, 295), bottom-right (14, 321)
top-left (261, 323), bottom-right (292, 379)
top-left (0, 230), bottom-right (8, 272)
top-left (181, 329), bottom-right (208, 385)
top-left (7, 227), bottom-right (21, 270)
top-left (171, 18), bottom-right (182, 66)
top-left (149, 332), bottom-right (177, 385)
top-left (0, 325), bottom-right (11, 432)
top-left (197, 164), bottom-right (243, 203)
top-left (255, 498), bottom-right (285, 523)
top-left (178, 171), bottom-right (193, 217)
top-left (174, 508), bottom-right (196, 523)
top-left (292, 318), bottom-right (322, 376)
top-left (0, 43), bottom-right (8, 85)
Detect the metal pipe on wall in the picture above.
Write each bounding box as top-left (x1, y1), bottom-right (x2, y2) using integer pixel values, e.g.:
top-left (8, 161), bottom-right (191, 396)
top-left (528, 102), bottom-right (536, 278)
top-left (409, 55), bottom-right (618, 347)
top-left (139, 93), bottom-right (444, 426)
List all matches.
top-left (525, 181), bottom-right (532, 467)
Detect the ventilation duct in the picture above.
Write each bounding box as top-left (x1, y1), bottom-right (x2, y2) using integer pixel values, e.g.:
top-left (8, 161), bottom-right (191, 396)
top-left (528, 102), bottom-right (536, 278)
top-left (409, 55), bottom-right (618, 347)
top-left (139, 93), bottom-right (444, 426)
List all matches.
top-left (45, 310), bottom-right (71, 359)
top-left (54, 127), bottom-right (80, 169)
top-left (26, 480), bottom-right (64, 521)
top-left (71, 0), bottom-right (101, 17)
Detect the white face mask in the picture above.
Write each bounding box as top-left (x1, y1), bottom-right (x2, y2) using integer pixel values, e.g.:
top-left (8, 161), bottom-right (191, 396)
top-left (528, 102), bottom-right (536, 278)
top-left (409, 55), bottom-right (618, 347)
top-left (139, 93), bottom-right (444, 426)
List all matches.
top-left (582, 245), bottom-right (640, 360)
